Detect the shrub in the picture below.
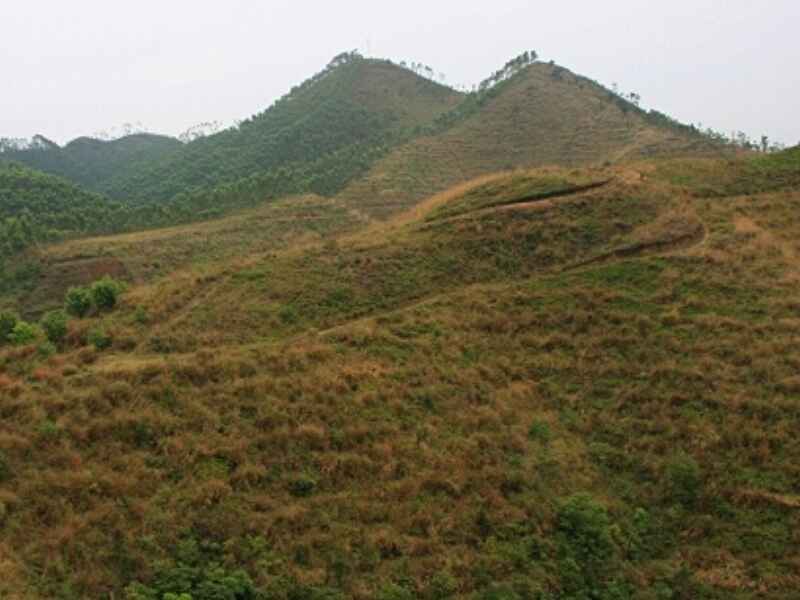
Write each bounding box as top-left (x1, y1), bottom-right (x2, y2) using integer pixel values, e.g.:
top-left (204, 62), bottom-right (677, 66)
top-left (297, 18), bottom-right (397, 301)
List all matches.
top-left (278, 304), bottom-right (300, 325)
top-left (37, 341), bottom-right (57, 359)
top-left (91, 277), bottom-right (124, 310)
top-left (426, 572), bottom-right (458, 599)
top-left (528, 420), bottom-right (552, 444)
top-left (666, 454), bottom-right (702, 508)
top-left (134, 305), bottom-right (149, 324)
top-left (288, 475), bottom-right (317, 497)
top-left (377, 583), bottom-right (415, 600)
top-left (65, 286), bottom-right (93, 317)
top-left (40, 310), bottom-right (68, 344)
top-left (124, 538), bottom-right (269, 600)
top-left (8, 321), bottom-right (40, 346)
top-left (0, 310), bottom-right (18, 343)
top-left (557, 493), bottom-right (615, 591)
top-left (476, 585), bottom-right (522, 600)
top-left (88, 327), bottom-right (112, 350)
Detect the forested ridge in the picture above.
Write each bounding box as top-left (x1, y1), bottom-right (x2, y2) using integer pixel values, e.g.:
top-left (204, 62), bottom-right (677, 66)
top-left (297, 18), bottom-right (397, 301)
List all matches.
top-left (0, 163), bottom-right (120, 259)
top-left (1, 133), bottom-right (182, 194)
top-left (33, 53), bottom-right (460, 204)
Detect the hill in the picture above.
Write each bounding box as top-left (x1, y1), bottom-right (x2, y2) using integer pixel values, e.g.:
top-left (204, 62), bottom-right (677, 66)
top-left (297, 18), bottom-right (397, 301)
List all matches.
top-left (0, 149), bottom-right (799, 598)
top-left (92, 53), bottom-right (463, 204)
top-left (337, 61), bottom-right (728, 218)
top-left (5, 55), bottom-right (728, 224)
top-left (0, 162), bottom-right (122, 261)
top-left (1, 133), bottom-right (182, 194)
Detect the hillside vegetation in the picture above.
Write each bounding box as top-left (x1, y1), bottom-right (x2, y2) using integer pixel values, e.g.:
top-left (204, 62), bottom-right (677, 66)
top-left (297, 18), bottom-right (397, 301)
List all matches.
top-left (0, 162), bottom-right (292, 278)
top-left (0, 148), bottom-right (798, 599)
top-left (4, 55), bottom-right (728, 226)
top-left (0, 163), bottom-right (121, 261)
top-left (91, 54), bottom-right (460, 204)
top-left (337, 62), bottom-right (727, 219)
top-left (1, 133), bottom-right (182, 193)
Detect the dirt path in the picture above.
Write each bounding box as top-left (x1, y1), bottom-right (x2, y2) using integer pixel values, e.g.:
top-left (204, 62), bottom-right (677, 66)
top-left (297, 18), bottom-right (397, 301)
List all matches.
top-left (568, 219), bottom-right (707, 270)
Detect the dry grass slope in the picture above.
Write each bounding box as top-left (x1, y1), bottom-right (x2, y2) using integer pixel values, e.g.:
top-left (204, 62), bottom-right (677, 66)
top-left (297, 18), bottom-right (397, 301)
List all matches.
top-left (0, 151), bottom-right (799, 599)
top-left (337, 62), bottom-right (727, 219)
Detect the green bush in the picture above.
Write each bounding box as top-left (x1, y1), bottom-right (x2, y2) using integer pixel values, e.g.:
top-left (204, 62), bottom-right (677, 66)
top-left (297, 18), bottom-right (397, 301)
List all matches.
top-left (377, 583), bottom-right (416, 600)
top-left (40, 310), bottom-right (68, 344)
top-left (8, 321), bottom-right (40, 346)
top-left (88, 327), bottom-right (112, 350)
top-left (557, 493), bottom-right (616, 594)
top-left (91, 277), bottom-right (124, 310)
top-left (426, 572), bottom-right (458, 599)
top-left (65, 286), bottom-right (93, 317)
top-left (0, 310), bottom-right (18, 343)
top-left (37, 341), bottom-right (57, 358)
top-left (278, 304), bottom-right (300, 325)
top-left (666, 454), bottom-right (702, 508)
top-left (558, 494), bottom-right (614, 564)
top-left (289, 475), bottom-right (317, 498)
top-left (528, 420), bottom-right (552, 444)
top-left (125, 565), bottom-right (258, 600)
top-left (125, 538), bottom-right (268, 600)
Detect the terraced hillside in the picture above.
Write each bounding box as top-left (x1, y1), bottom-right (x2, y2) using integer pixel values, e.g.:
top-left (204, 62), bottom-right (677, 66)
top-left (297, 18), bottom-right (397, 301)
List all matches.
top-left (337, 62), bottom-right (728, 219)
top-left (1, 149), bottom-right (798, 599)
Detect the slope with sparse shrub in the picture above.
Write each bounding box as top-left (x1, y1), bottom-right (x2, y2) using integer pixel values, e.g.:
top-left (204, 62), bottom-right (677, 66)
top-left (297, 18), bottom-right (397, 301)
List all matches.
top-left (0, 148), bottom-right (799, 599)
top-left (336, 62), bottom-right (728, 218)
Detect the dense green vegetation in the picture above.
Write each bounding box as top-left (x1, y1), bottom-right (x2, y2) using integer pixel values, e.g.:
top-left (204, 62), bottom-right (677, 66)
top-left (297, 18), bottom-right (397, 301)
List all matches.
top-left (1, 133), bottom-right (182, 193)
top-left (0, 162), bottom-right (119, 259)
top-left (0, 163), bottom-right (189, 265)
top-left (42, 53), bottom-right (459, 205)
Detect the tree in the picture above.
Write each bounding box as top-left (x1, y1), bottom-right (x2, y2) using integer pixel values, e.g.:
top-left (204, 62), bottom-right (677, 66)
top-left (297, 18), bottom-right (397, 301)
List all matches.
top-left (0, 311), bottom-right (18, 343)
top-left (8, 321), bottom-right (40, 346)
top-left (40, 310), bottom-right (68, 345)
top-left (91, 277), bottom-right (124, 310)
top-left (65, 286), bottom-right (93, 317)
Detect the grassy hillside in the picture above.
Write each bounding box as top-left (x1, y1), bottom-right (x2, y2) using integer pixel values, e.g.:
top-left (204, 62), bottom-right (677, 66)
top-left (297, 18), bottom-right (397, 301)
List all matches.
top-left (7, 194), bottom-right (365, 318)
top-left (0, 149), bottom-right (798, 598)
top-left (2, 134), bottom-right (182, 193)
top-left (94, 54), bottom-right (462, 204)
top-left (337, 62), bottom-right (727, 219)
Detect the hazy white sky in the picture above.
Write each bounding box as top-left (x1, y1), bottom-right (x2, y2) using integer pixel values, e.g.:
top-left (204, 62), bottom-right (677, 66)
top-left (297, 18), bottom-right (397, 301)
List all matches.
top-left (2, 0), bottom-right (798, 145)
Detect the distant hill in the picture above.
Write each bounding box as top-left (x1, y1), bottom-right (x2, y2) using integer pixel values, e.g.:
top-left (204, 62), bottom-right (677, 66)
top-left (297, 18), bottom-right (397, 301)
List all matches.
top-left (2, 133), bottom-right (182, 194)
top-left (0, 162), bottom-right (118, 260)
top-left (3, 54), bottom-right (728, 222)
top-left (337, 61), bottom-right (727, 218)
top-left (0, 159), bottom-right (242, 268)
top-left (93, 53), bottom-right (463, 203)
